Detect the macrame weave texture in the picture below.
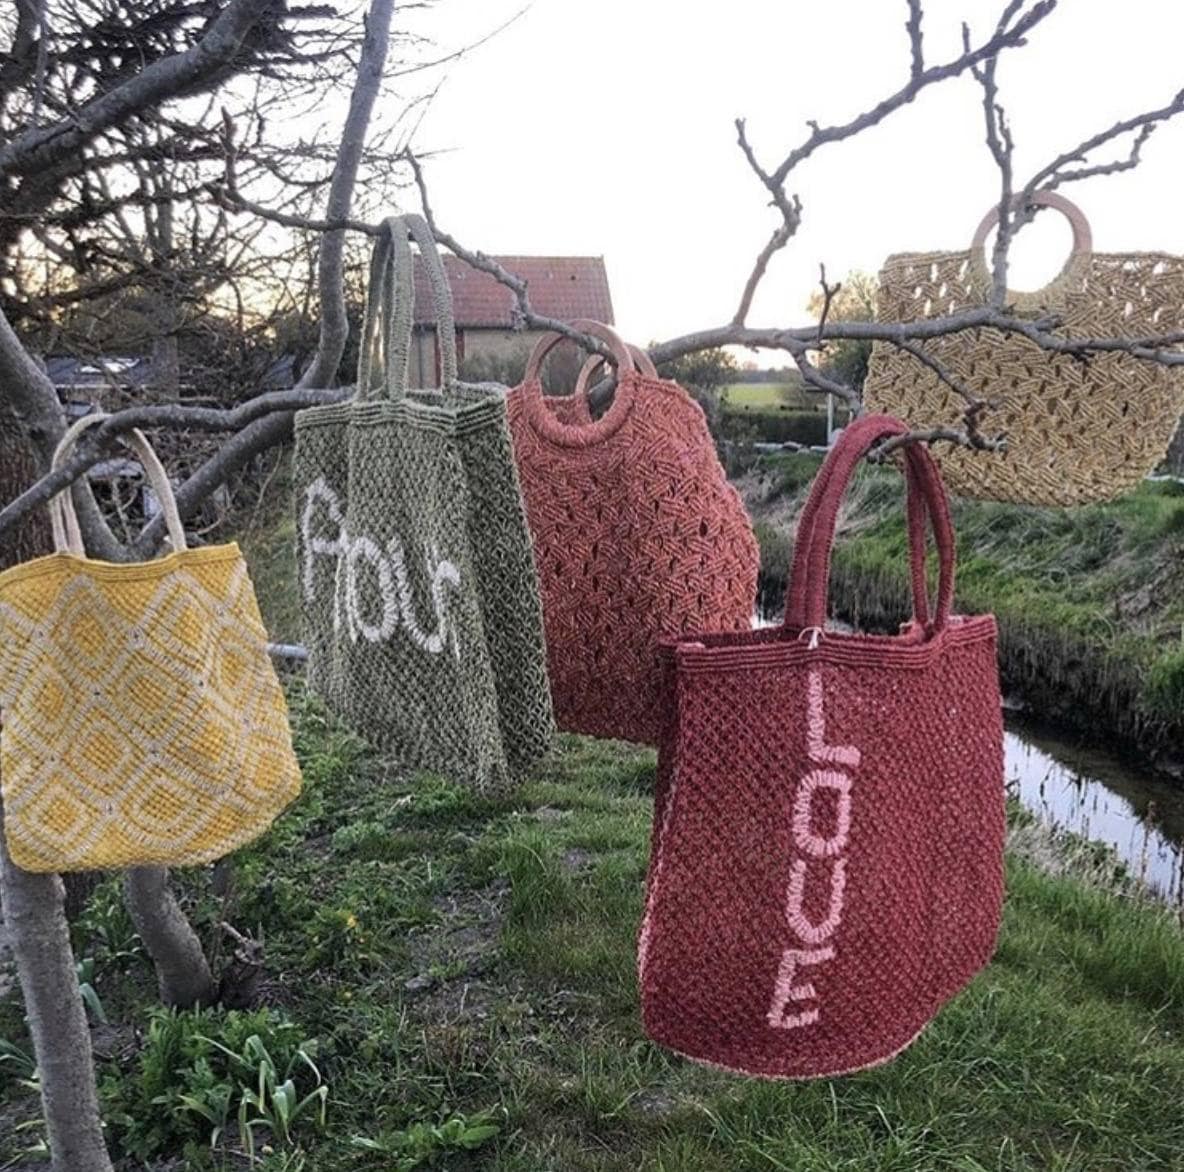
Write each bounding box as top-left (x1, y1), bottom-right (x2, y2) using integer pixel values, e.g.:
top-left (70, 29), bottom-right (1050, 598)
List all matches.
top-left (639, 415), bottom-right (1006, 1078)
top-left (293, 215), bottom-right (553, 791)
top-left (507, 371), bottom-right (759, 745)
top-left (865, 196), bottom-right (1184, 505)
top-left (0, 543), bottom-right (301, 872)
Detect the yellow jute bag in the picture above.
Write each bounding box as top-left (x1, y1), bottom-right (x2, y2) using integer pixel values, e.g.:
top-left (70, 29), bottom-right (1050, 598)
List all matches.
top-left (0, 415), bottom-right (302, 872)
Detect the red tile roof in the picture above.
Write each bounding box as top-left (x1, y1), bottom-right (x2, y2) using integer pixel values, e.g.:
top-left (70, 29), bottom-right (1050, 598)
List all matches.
top-left (413, 255), bottom-right (613, 329)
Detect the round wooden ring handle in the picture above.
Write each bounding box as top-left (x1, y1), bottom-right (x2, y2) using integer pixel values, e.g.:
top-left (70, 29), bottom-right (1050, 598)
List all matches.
top-left (970, 191), bottom-right (1092, 256)
top-left (522, 319), bottom-right (633, 384)
top-left (573, 344), bottom-right (657, 397)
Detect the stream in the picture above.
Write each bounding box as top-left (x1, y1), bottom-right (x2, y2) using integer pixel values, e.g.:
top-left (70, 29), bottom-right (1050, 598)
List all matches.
top-left (1004, 716), bottom-right (1184, 903)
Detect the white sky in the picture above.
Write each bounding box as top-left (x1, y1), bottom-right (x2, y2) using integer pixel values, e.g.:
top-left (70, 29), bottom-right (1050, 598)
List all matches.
top-left (387, 0), bottom-right (1184, 357)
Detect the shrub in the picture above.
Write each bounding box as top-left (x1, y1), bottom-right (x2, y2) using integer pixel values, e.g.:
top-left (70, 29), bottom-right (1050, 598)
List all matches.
top-left (717, 408), bottom-right (833, 447)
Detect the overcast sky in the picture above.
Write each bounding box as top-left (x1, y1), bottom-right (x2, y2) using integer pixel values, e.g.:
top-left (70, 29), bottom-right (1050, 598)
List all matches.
top-left (388, 0), bottom-right (1184, 357)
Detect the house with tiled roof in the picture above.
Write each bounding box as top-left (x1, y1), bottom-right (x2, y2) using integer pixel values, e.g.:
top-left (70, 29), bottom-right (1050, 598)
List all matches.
top-left (410, 255), bottom-right (614, 387)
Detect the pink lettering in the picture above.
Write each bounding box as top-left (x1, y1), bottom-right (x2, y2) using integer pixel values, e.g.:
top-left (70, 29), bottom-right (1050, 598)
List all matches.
top-left (784, 858), bottom-right (847, 945)
top-left (767, 946), bottom-right (834, 1029)
top-left (768, 667), bottom-right (860, 1031)
top-left (792, 769), bottom-right (852, 858)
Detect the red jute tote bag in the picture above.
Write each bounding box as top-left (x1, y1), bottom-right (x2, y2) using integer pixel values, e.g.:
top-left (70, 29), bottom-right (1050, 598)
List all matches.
top-left (638, 414), bottom-right (1005, 1078)
top-left (507, 321), bottom-right (758, 745)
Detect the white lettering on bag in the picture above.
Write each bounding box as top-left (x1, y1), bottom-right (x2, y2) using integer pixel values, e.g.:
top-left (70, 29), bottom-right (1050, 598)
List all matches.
top-left (302, 478), bottom-right (462, 660)
top-left (767, 668), bottom-right (862, 1030)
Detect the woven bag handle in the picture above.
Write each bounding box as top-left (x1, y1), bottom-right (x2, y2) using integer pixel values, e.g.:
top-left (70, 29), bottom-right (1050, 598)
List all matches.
top-left (793, 433), bottom-right (943, 628)
top-left (403, 213), bottom-right (459, 391)
top-left (49, 414), bottom-right (188, 556)
top-left (520, 320), bottom-right (640, 447)
top-left (356, 216), bottom-right (414, 402)
top-left (786, 421), bottom-right (938, 630)
top-left (970, 191), bottom-right (1092, 255)
top-left (574, 343), bottom-right (657, 394)
top-left (523, 319), bottom-right (633, 383)
top-left (562, 343), bottom-right (656, 422)
top-left (785, 414), bottom-right (956, 633)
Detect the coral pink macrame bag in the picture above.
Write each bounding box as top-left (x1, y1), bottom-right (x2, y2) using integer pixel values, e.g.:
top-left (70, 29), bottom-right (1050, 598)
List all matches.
top-left (507, 322), bottom-right (758, 745)
top-left (638, 414), bottom-right (1005, 1078)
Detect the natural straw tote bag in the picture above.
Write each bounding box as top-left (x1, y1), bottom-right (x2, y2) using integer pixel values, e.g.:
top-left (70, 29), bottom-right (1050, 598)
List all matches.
top-left (638, 414), bottom-right (1005, 1078)
top-left (0, 415), bottom-right (301, 873)
top-left (864, 193), bottom-right (1184, 506)
top-left (507, 321), bottom-right (759, 746)
top-left (293, 214), bottom-right (553, 792)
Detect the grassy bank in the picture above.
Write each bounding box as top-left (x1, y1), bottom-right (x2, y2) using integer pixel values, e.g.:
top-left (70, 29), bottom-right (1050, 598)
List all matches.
top-left (743, 454), bottom-right (1184, 770)
top-left (4, 700), bottom-right (1184, 1170)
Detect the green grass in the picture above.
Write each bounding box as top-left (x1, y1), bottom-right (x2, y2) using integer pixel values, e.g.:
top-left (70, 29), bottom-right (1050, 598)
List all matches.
top-left (721, 383), bottom-right (802, 410)
top-left (5, 703), bottom-right (1184, 1169)
top-left (4, 446), bottom-right (1178, 1168)
top-left (721, 381), bottom-right (852, 414)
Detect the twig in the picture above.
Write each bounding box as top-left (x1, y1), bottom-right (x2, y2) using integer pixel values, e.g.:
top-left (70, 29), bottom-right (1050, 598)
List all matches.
top-left (905, 0), bottom-right (925, 79)
top-left (815, 264), bottom-right (842, 345)
top-left (870, 425), bottom-right (1008, 461)
top-left (0, 389), bottom-right (346, 539)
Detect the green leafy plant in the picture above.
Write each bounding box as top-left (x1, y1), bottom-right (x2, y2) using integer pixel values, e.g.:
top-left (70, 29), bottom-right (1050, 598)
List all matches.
top-left (352, 1109), bottom-right (501, 1169)
top-left (74, 878), bottom-right (145, 968)
top-left (188, 1032), bottom-right (327, 1164)
top-left (0, 1036), bottom-right (37, 1084)
top-left (302, 905), bottom-right (369, 966)
top-left (76, 956), bottom-right (108, 1025)
top-left (103, 1006), bottom-right (326, 1164)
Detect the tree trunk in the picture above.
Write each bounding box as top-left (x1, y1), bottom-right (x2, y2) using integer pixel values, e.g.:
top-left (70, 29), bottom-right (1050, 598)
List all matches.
top-left (1166, 415), bottom-right (1184, 476)
top-left (0, 814), bottom-right (114, 1172)
top-left (0, 412), bottom-right (112, 1170)
top-left (125, 866), bottom-right (215, 1007)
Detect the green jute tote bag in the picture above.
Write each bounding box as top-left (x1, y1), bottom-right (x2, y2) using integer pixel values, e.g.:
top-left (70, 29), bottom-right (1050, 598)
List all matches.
top-left (293, 213), bottom-right (554, 792)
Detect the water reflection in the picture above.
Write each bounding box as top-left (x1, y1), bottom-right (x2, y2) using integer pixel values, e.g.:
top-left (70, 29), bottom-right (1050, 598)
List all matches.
top-left (1005, 719), bottom-right (1184, 904)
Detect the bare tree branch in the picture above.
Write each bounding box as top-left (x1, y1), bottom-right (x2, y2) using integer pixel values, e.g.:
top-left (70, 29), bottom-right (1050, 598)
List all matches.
top-left (871, 422), bottom-right (1008, 460)
top-left (1024, 87), bottom-right (1184, 196)
top-left (0, 0), bottom-right (281, 177)
top-left (814, 264), bottom-right (842, 344)
top-left (766, 1), bottom-right (1055, 186)
top-left (906, 0), bottom-right (925, 79)
top-left (725, 0), bottom-right (1056, 325)
top-left (0, 388), bottom-right (347, 537)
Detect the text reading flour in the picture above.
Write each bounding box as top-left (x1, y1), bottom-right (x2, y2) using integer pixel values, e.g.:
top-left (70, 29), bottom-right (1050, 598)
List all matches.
top-left (302, 478), bottom-right (462, 659)
top-left (767, 667), bottom-right (862, 1030)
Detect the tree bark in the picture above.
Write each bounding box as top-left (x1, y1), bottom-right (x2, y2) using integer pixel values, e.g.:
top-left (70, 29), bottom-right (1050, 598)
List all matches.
top-left (125, 866), bottom-right (215, 1008)
top-left (0, 414), bottom-right (111, 1168)
top-left (1166, 416), bottom-right (1184, 476)
top-left (0, 813), bottom-right (113, 1172)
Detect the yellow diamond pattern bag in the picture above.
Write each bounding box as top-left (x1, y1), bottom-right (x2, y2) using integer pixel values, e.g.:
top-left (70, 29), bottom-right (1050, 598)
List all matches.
top-left (0, 416), bottom-right (302, 872)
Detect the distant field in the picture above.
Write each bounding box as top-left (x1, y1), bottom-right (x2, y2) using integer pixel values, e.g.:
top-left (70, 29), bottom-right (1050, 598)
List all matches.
top-left (722, 381), bottom-right (830, 412)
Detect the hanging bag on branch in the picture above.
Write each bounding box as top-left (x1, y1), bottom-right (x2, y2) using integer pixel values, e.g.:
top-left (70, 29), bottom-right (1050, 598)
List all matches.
top-left (507, 322), bottom-right (758, 746)
top-left (0, 416), bottom-right (302, 872)
top-left (638, 415), bottom-right (1005, 1078)
top-left (293, 215), bottom-right (553, 792)
top-left (864, 193), bottom-right (1184, 506)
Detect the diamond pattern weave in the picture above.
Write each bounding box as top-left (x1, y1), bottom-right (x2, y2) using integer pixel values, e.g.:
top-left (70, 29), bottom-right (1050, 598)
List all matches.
top-left (0, 545), bottom-right (301, 872)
